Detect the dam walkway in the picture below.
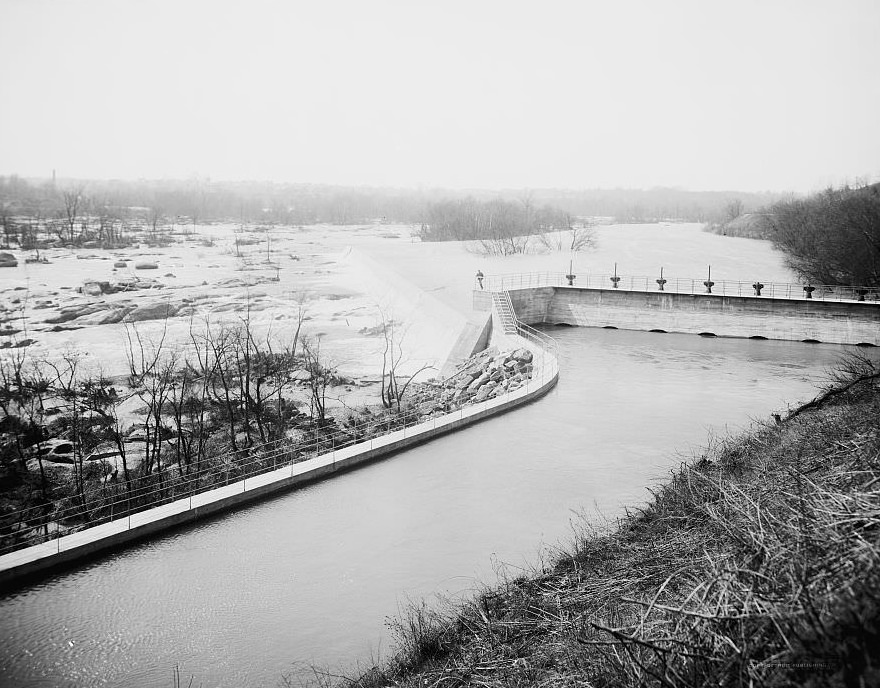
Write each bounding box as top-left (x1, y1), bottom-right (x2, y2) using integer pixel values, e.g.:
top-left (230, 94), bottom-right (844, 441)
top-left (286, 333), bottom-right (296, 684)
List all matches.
top-left (484, 272), bottom-right (879, 303)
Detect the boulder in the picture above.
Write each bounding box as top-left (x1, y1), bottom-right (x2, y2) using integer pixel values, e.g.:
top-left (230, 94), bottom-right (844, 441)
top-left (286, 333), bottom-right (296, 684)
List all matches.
top-left (81, 281), bottom-right (111, 296)
top-left (455, 373), bottom-right (474, 390)
top-left (474, 385), bottom-right (493, 402)
top-left (32, 439), bottom-right (75, 459)
top-left (514, 348), bottom-right (533, 363)
top-left (468, 372), bottom-right (490, 392)
top-left (0, 252), bottom-right (17, 268)
top-left (455, 367), bottom-right (483, 387)
top-left (44, 304), bottom-right (106, 324)
top-left (79, 305), bottom-right (135, 326)
top-left (125, 302), bottom-right (180, 322)
top-left (113, 277), bottom-right (162, 292)
top-left (113, 261), bottom-right (128, 268)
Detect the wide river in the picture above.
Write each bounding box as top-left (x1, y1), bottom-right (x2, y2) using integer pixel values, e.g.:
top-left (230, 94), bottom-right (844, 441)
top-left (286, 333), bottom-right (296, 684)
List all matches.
top-left (0, 326), bottom-right (868, 687)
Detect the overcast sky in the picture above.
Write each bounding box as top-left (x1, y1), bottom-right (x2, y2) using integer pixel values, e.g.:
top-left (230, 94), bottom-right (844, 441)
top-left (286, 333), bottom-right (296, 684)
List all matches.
top-left (1, 0), bottom-right (878, 192)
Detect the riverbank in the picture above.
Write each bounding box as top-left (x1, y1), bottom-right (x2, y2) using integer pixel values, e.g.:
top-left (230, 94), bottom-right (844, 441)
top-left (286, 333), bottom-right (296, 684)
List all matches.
top-left (336, 354), bottom-right (880, 687)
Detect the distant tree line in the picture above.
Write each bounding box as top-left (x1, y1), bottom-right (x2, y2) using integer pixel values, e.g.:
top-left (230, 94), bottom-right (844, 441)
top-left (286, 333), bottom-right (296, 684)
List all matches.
top-left (0, 176), bottom-right (793, 247)
top-left (765, 184), bottom-right (880, 287)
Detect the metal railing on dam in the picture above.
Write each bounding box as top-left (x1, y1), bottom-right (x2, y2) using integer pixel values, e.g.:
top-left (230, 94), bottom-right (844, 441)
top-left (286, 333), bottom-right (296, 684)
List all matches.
top-left (475, 273), bottom-right (880, 346)
top-left (484, 272), bottom-right (880, 303)
top-left (0, 297), bottom-right (559, 586)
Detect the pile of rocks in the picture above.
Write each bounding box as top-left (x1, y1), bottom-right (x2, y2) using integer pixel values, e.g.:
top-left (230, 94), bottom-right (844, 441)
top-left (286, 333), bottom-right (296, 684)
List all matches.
top-left (446, 346), bottom-right (534, 403)
top-left (410, 346), bottom-right (535, 417)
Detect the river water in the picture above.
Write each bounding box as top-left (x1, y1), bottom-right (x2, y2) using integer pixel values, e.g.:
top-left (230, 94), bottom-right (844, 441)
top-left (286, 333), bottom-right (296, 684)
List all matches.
top-left (0, 327), bottom-right (868, 687)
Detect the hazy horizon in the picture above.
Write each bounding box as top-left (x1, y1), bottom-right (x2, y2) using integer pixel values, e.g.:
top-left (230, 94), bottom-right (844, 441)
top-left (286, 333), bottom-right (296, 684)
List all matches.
top-left (0, 173), bottom-right (810, 196)
top-left (2, 0), bottom-right (878, 194)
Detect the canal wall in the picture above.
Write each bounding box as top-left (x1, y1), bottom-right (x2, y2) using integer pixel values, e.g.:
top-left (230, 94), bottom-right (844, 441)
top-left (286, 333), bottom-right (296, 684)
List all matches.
top-left (488, 287), bottom-right (879, 346)
top-left (0, 311), bottom-right (558, 589)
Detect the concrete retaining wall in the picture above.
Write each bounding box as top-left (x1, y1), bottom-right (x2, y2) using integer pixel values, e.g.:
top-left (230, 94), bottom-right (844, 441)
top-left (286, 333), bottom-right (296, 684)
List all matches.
top-left (507, 287), bottom-right (879, 346)
top-left (439, 311), bottom-right (492, 378)
top-left (503, 287), bottom-right (554, 324)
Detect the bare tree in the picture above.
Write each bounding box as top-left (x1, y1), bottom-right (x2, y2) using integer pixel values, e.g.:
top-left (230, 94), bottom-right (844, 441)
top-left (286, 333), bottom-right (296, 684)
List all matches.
top-left (377, 309), bottom-right (433, 412)
top-left (20, 360), bottom-right (53, 497)
top-left (238, 318), bottom-right (301, 444)
top-left (567, 217), bottom-right (595, 252)
top-left (263, 294), bottom-right (308, 438)
top-left (0, 202), bottom-right (17, 247)
top-left (536, 214), bottom-right (595, 253)
top-left (46, 351), bottom-right (87, 508)
top-left (203, 322), bottom-right (241, 451)
top-left (94, 374), bottom-right (133, 492)
top-left (0, 345), bottom-right (29, 473)
top-left (301, 336), bottom-right (334, 425)
top-left (186, 319), bottom-right (222, 483)
top-left (725, 198), bottom-right (744, 222)
top-left (61, 184), bottom-right (86, 243)
top-left (94, 201), bottom-right (127, 246)
top-left (124, 318), bottom-right (176, 480)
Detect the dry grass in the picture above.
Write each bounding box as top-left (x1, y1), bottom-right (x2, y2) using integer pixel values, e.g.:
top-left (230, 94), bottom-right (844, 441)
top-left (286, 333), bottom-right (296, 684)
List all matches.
top-left (315, 354), bottom-right (880, 688)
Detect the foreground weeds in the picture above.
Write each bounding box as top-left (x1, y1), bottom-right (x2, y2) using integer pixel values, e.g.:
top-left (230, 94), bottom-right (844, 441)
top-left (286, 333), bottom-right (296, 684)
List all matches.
top-left (320, 355), bottom-right (880, 687)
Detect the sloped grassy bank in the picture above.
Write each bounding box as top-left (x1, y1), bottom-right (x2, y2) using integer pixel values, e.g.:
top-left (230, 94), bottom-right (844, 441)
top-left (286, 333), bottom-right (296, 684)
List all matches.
top-left (332, 355), bottom-right (880, 688)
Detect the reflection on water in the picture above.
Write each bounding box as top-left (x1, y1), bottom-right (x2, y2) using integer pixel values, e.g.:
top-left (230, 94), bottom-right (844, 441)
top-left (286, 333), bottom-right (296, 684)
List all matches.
top-left (0, 328), bottom-right (873, 687)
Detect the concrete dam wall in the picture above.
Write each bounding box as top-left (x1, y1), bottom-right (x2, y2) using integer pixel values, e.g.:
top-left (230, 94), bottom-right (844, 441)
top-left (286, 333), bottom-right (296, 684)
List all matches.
top-left (476, 287), bottom-right (879, 346)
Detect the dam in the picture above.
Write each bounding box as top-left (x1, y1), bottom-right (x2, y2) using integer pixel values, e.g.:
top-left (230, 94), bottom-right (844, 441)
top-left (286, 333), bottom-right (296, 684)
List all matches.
top-left (475, 272), bottom-right (880, 346)
top-left (2, 264), bottom-right (878, 686)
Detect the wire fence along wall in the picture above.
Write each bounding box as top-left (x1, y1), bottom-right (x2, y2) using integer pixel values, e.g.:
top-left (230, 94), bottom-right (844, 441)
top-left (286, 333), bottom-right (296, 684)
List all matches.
top-left (0, 301), bottom-right (559, 560)
top-left (483, 272), bottom-right (880, 303)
